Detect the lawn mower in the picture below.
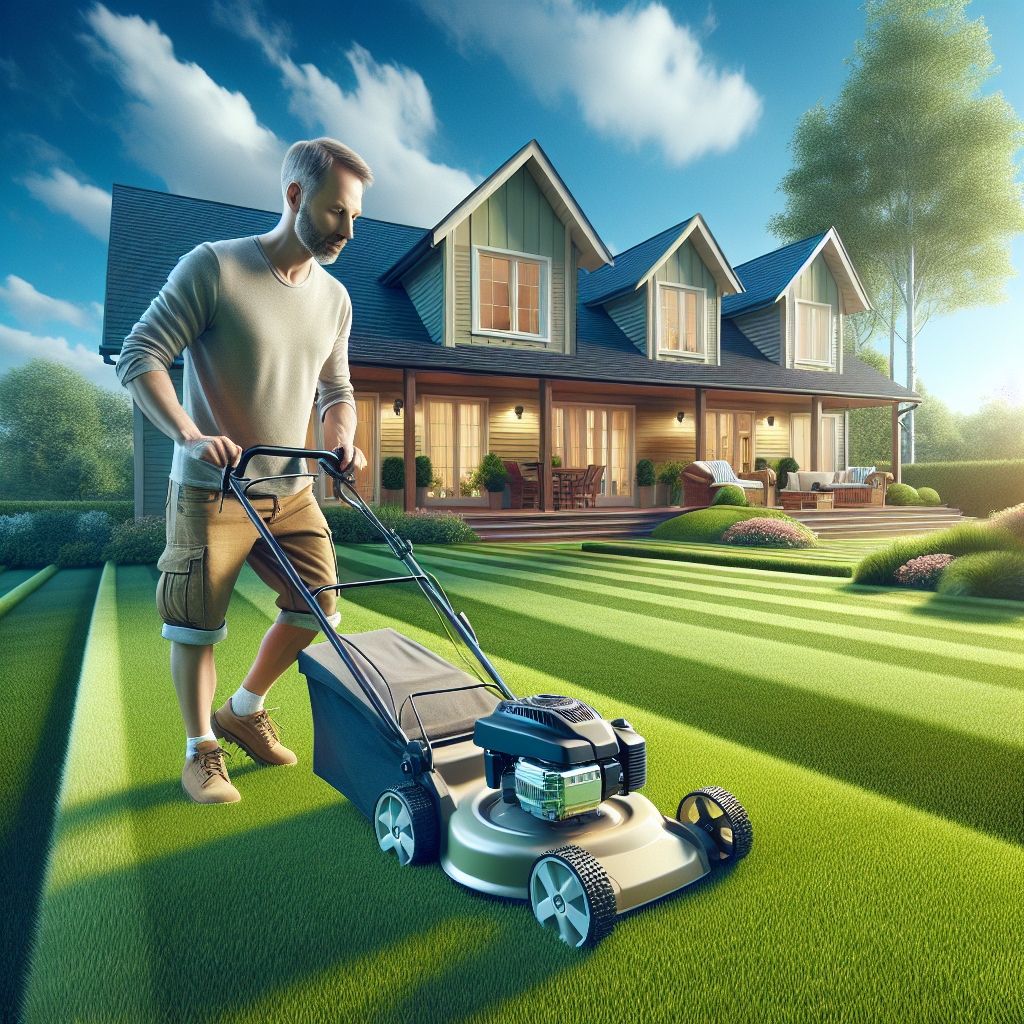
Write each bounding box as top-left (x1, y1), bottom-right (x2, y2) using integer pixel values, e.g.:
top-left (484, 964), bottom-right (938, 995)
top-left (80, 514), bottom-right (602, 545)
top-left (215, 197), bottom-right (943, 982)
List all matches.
top-left (224, 446), bottom-right (753, 947)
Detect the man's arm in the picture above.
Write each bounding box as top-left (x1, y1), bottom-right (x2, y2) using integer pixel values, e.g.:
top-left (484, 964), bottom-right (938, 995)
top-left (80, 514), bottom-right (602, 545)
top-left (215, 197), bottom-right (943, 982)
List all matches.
top-left (323, 401), bottom-right (365, 472)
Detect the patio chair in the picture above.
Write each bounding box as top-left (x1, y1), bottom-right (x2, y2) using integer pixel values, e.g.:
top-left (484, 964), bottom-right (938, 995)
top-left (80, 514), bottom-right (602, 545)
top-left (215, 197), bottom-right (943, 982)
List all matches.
top-left (681, 460), bottom-right (775, 507)
top-left (580, 464), bottom-right (605, 508)
top-left (503, 461), bottom-right (539, 510)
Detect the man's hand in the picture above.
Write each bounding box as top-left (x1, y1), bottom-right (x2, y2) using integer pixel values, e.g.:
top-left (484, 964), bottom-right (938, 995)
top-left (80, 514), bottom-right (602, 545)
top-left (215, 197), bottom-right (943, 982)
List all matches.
top-left (334, 443), bottom-right (367, 474)
top-left (187, 435), bottom-right (243, 468)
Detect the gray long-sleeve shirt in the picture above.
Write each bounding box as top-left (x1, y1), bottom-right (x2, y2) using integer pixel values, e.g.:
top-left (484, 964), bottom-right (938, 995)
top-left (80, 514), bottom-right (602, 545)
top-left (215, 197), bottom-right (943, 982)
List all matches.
top-left (116, 235), bottom-right (356, 495)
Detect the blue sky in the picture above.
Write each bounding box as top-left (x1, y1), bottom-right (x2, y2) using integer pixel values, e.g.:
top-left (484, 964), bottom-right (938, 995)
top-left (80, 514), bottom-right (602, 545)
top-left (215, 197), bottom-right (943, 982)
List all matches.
top-left (1, 0), bottom-right (1021, 414)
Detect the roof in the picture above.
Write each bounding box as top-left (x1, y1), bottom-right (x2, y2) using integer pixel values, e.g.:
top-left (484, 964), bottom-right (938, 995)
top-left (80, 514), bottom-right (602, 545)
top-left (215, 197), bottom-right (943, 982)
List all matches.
top-left (102, 184), bottom-right (916, 403)
top-left (722, 233), bottom-right (825, 318)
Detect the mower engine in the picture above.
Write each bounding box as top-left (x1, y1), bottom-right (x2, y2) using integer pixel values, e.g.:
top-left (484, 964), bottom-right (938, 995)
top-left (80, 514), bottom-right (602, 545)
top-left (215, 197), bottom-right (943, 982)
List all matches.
top-left (474, 695), bottom-right (646, 822)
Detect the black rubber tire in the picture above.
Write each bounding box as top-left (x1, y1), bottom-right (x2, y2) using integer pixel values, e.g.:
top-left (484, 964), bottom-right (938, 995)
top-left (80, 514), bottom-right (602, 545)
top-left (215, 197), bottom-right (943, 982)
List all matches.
top-left (374, 784), bottom-right (440, 866)
top-left (529, 845), bottom-right (617, 948)
top-left (676, 786), bottom-right (753, 864)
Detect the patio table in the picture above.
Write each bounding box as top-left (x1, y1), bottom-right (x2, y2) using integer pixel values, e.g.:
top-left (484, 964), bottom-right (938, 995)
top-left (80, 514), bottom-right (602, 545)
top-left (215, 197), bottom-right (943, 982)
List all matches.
top-left (521, 464), bottom-right (589, 509)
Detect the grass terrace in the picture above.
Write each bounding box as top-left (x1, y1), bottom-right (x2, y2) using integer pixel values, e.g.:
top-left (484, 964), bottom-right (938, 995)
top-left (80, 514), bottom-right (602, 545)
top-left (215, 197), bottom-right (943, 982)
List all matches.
top-left (4, 542), bottom-right (1022, 1023)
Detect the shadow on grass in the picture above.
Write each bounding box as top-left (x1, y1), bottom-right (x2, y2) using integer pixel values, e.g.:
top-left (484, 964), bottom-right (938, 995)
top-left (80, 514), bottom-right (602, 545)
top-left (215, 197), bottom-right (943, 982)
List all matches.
top-left (331, 559), bottom-right (1023, 847)
top-left (1, 566), bottom-right (101, 1024)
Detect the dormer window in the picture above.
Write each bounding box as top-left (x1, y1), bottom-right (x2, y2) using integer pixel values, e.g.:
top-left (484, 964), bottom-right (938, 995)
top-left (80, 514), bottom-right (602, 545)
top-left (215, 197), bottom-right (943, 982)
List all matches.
top-left (795, 300), bottom-right (833, 364)
top-left (658, 282), bottom-right (705, 357)
top-left (473, 245), bottom-right (551, 342)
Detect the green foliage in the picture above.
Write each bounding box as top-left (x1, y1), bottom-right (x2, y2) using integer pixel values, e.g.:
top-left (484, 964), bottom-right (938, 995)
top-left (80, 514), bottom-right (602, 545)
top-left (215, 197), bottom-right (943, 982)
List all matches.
top-left (551, 455), bottom-right (562, 468)
top-left (635, 459), bottom-right (656, 487)
top-left (0, 501), bottom-right (134, 522)
top-left (0, 359), bottom-right (133, 500)
top-left (414, 455), bottom-right (433, 488)
top-left (754, 457), bottom-right (769, 472)
top-left (656, 460), bottom-right (686, 503)
top-left (721, 518), bottom-right (817, 549)
top-left (0, 510), bottom-right (113, 568)
top-left (475, 452), bottom-right (509, 492)
top-left (105, 516), bottom-right (166, 564)
top-left (886, 483), bottom-right (921, 505)
top-left (652, 506), bottom-right (795, 544)
top-left (852, 522), bottom-right (1023, 585)
top-left (322, 505), bottom-right (478, 544)
top-left (776, 457), bottom-right (799, 490)
top-left (987, 502), bottom-right (1024, 539)
top-left (380, 456), bottom-right (404, 490)
top-left (917, 487), bottom-right (941, 506)
top-left (711, 485), bottom-right (747, 507)
top-left (936, 550), bottom-right (1024, 602)
top-left (876, 460), bottom-right (1024, 518)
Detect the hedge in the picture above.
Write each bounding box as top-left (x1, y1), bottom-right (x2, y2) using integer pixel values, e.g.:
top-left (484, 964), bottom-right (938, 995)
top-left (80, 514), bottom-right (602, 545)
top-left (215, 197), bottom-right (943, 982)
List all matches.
top-left (321, 505), bottom-right (478, 544)
top-left (0, 500), bottom-right (134, 522)
top-left (873, 461), bottom-right (1023, 518)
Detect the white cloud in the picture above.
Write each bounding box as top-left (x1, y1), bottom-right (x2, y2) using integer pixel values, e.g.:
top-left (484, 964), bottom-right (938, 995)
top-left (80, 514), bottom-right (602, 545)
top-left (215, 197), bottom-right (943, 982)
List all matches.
top-left (224, 4), bottom-right (479, 226)
top-left (0, 276), bottom-right (103, 333)
top-left (82, 3), bottom-right (284, 210)
top-left (22, 168), bottom-right (112, 240)
top-left (0, 324), bottom-right (109, 382)
top-left (419, 0), bottom-right (762, 165)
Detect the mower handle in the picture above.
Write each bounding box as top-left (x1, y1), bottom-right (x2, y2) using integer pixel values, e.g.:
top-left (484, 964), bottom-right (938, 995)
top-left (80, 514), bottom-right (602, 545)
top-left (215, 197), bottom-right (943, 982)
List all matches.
top-left (222, 445), bottom-right (354, 491)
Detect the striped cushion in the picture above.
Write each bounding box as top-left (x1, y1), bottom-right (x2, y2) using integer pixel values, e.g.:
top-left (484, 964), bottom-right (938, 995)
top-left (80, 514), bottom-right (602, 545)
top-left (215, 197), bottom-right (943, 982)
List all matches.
top-left (703, 460), bottom-right (738, 484)
top-left (710, 479), bottom-right (763, 491)
top-left (848, 466), bottom-right (875, 484)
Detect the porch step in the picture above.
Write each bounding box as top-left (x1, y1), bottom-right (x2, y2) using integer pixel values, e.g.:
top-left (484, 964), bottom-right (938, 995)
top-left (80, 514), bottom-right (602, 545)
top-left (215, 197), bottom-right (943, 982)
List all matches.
top-left (787, 506), bottom-right (970, 540)
top-left (460, 507), bottom-right (683, 542)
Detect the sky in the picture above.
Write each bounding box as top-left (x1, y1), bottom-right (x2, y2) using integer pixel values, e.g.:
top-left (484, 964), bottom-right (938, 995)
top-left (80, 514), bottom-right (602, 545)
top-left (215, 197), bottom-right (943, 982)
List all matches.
top-left (0, 0), bottom-right (1021, 415)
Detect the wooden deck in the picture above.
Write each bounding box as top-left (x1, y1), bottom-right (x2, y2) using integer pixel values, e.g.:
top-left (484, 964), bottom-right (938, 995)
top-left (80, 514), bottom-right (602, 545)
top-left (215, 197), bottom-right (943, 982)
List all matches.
top-left (458, 504), bottom-right (970, 542)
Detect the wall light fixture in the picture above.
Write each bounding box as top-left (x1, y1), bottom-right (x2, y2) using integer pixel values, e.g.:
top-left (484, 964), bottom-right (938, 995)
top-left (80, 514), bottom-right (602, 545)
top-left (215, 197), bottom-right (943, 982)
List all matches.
top-left (514, 405), bottom-right (524, 420)
top-left (393, 399), bottom-right (404, 416)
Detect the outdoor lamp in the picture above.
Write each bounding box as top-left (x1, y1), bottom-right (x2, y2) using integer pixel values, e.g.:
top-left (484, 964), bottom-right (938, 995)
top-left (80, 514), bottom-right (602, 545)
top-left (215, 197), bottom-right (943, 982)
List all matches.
top-left (676, 411), bottom-right (685, 423)
top-left (393, 399), bottom-right (404, 416)
top-left (514, 405), bottom-right (524, 419)
top-left (767, 415), bottom-right (775, 426)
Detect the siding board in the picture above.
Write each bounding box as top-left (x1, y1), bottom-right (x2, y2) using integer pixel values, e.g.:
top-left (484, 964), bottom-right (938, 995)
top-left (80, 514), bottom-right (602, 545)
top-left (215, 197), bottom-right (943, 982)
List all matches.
top-left (506, 168), bottom-right (524, 253)
top-left (488, 189), bottom-right (507, 249)
top-left (604, 288), bottom-right (647, 353)
top-left (732, 305), bottom-right (781, 363)
top-left (401, 248), bottom-right (444, 345)
top-left (523, 171), bottom-right (540, 253)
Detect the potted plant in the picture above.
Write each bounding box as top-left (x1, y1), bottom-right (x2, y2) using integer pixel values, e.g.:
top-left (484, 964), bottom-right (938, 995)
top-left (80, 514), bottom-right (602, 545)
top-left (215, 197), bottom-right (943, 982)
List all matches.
top-left (636, 459), bottom-right (656, 508)
top-left (776, 457), bottom-right (799, 491)
top-left (380, 456), bottom-right (404, 505)
top-left (477, 452), bottom-right (510, 510)
top-left (656, 461), bottom-right (685, 506)
top-left (414, 455), bottom-right (432, 508)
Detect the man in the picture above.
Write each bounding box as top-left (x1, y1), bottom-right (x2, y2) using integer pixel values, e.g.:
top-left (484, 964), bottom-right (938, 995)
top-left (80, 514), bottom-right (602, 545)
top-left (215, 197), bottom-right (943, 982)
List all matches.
top-left (117, 138), bottom-right (371, 804)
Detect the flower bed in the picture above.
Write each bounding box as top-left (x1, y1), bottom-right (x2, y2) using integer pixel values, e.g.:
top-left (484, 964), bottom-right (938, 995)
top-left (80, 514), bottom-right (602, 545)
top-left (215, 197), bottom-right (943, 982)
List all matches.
top-left (721, 517), bottom-right (817, 549)
top-left (893, 553), bottom-right (955, 590)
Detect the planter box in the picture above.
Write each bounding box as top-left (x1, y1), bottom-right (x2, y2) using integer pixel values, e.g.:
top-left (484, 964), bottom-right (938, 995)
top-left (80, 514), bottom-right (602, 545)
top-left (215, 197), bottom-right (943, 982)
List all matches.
top-left (380, 488), bottom-right (403, 505)
top-left (416, 486), bottom-right (427, 508)
top-left (638, 485), bottom-right (656, 509)
top-left (487, 490), bottom-right (504, 510)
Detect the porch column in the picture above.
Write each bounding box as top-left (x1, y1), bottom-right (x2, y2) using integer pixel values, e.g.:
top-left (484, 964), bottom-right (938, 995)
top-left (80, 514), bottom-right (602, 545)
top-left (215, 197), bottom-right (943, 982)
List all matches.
top-left (539, 377), bottom-right (554, 511)
top-left (810, 395), bottom-right (822, 471)
top-left (403, 369), bottom-right (416, 511)
top-left (695, 388), bottom-right (707, 460)
top-left (891, 404), bottom-right (902, 483)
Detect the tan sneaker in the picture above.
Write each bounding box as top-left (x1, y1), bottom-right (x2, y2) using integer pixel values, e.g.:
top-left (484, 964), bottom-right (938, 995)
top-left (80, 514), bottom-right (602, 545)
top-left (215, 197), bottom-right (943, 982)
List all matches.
top-left (182, 740), bottom-right (241, 804)
top-left (212, 700), bottom-right (297, 767)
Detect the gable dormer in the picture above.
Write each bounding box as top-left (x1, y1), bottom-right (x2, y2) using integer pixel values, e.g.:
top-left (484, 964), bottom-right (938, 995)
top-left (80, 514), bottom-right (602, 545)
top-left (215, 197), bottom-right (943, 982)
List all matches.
top-left (381, 140), bottom-right (611, 354)
top-left (579, 215), bottom-right (743, 365)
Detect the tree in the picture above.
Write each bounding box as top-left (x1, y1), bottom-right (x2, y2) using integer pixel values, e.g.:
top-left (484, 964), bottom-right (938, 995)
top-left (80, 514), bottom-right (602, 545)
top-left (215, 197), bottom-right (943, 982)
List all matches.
top-left (847, 346), bottom-right (894, 465)
top-left (769, 0), bottom-right (1024, 460)
top-left (0, 359), bottom-right (133, 499)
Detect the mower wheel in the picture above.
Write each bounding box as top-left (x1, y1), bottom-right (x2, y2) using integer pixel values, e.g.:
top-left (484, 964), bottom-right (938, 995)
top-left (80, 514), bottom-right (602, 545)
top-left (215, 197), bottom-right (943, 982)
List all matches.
top-left (373, 784), bottom-right (439, 866)
top-left (528, 845), bottom-right (616, 948)
top-left (677, 786), bottom-right (753, 864)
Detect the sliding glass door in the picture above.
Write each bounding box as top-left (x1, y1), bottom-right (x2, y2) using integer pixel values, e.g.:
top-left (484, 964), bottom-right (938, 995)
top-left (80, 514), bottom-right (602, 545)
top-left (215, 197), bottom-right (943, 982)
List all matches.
top-left (552, 404), bottom-right (633, 503)
top-left (424, 397), bottom-right (487, 503)
top-left (705, 411), bottom-right (754, 474)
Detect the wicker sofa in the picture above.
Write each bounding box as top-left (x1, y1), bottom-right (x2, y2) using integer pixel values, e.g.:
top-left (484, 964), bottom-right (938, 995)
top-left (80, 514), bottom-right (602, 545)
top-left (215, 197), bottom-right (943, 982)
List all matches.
top-left (681, 460), bottom-right (776, 507)
top-left (779, 468), bottom-right (893, 509)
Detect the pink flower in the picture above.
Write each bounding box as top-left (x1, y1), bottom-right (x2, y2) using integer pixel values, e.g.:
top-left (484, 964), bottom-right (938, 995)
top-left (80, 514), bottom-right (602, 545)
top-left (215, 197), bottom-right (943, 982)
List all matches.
top-left (721, 518), bottom-right (816, 549)
top-left (894, 553), bottom-right (956, 589)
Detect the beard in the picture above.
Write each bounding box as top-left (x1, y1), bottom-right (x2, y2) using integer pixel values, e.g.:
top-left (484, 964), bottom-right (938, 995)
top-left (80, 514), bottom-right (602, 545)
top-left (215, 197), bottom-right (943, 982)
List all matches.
top-left (295, 200), bottom-right (341, 265)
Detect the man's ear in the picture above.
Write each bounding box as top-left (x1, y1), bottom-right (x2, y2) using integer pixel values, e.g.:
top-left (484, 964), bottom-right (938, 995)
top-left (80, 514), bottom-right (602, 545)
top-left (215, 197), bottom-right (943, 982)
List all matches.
top-left (287, 181), bottom-right (302, 213)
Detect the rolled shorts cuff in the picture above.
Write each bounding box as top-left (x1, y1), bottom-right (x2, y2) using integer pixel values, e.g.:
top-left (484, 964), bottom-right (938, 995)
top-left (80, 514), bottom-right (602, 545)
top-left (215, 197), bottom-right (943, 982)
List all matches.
top-left (275, 608), bottom-right (341, 632)
top-left (161, 621), bottom-right (228, 645)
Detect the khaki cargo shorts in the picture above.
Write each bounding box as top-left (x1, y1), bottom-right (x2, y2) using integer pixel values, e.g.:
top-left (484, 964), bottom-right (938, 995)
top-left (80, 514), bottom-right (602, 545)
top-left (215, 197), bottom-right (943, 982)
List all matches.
top-left (156, 480), bottom-right (341, 645)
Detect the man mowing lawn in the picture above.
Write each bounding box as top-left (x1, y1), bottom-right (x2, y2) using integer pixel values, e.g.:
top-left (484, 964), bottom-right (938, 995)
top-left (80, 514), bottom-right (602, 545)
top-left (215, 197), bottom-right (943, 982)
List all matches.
top-left (117, 138), bottom-right (371, 804)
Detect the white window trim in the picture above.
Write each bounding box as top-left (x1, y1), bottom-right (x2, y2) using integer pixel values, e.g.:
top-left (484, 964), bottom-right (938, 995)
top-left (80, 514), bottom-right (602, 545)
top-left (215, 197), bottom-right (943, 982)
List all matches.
top-left (655, 281), bottom-right (707, 359)
top-left (794, 298), bottom-right (835, 367)
top-left (421, 394), bottom-right (490, 506)
top-left (472, 244), bottom-right (552, 343)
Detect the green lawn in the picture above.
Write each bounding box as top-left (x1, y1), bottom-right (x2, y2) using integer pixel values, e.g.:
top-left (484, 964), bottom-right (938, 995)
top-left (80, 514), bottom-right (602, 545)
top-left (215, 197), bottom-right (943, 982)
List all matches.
top-left (12, 544), bottom-right (1024, 1023)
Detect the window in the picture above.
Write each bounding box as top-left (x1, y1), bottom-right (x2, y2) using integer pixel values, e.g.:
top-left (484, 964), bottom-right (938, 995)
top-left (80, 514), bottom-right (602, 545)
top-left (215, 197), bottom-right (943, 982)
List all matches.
top-left (791, 413), bottom-right (840, 472)
top-left (658, 283), bottom-right (705, 356)
top-left (796, 300), bottom-right (833, 364)
top-left (473, 246), bottom-right (550, 342)
top-left (553, 404), bottom-right (634, 502)
top-left (423, 397), bottom-right (487, 502)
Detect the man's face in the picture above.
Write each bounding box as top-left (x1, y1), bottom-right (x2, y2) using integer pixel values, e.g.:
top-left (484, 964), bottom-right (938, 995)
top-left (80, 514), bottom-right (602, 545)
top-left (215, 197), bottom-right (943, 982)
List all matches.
top-left (294, 163), bottom-right (363, 265)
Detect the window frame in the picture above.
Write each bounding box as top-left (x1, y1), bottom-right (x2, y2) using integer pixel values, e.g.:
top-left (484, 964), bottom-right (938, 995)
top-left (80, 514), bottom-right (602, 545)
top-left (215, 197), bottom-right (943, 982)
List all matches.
top-left (655, 281), bottom-right (707, 359)
top-left (471, 244), bottom-right (552, 343)
top-left (794, 298), bottom-right (835, 367)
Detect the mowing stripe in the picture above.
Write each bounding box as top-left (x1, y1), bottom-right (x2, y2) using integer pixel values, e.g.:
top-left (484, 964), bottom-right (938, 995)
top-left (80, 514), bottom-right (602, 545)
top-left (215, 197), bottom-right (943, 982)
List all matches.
top-left (23, 563), bottom-right (156, 1024)
top-left (0, 563), bottom-right (59, 619)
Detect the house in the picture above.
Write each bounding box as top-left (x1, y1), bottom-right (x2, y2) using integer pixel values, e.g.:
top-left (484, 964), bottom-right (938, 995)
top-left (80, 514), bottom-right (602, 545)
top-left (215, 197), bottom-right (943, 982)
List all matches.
top-left (99, 140), bottom-right (918, 517)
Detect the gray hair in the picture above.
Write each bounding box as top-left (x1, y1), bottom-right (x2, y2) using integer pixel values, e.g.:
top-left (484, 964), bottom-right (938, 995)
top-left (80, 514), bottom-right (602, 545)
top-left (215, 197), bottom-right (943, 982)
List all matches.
top-left (281, 138), bottom-right (374, 205)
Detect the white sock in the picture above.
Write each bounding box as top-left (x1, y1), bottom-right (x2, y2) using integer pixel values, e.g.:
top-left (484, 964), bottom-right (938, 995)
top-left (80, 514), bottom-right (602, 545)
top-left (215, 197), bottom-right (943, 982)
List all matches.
top-left (231, 686), bottom-right (265, 717)
top-left (186, 731), bottom-right (217, 761)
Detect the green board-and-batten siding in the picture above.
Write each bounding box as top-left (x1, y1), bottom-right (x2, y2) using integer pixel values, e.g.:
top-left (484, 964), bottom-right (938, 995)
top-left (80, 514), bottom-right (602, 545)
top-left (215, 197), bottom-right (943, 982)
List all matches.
top-left (732, 304), bottom-right (781, 364)
top-left (401, 246), bottom-right (444, 345)
top-left (650, 239), bottom-right (720, 365)
top-left (604, 287), bottom-right (647, 354)
top-left (790, 252), bottom-right (841, 372)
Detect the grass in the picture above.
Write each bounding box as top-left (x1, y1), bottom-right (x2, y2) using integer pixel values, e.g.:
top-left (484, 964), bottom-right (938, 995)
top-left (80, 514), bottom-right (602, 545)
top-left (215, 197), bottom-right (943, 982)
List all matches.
top-left (16, 545), bottom-right (1024, 1023)
top-left (651, 505), bottom-right (793, 543)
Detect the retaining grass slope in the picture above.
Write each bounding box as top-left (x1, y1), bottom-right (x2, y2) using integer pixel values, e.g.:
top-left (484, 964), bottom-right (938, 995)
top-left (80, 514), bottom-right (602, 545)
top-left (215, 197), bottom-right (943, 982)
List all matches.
top-left (22, 545), bottom-right (1024, 1023)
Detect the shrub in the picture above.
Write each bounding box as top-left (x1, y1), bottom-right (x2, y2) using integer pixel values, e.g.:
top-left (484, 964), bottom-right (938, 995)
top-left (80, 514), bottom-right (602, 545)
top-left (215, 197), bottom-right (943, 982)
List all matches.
top-left (476, 453), bottom-right (509, 492)
top-left (721, 518), bottom-right (816, 548)
top-left (381, 457), bottom-right (404, 491)
top-left (414, 455), bottom-right (433, 488)
top-left (776, 457), bottom-right (799, 490)
top-left (656, 460), bottom-right (686, 504)
top-left (652, 506), bottom-right (795, 544)
top-left (322, 505), bottom-right (478, 544)
top-left (936, 551), bottom-right (1024, 601)
top-left (551, 455), bottom-right (562, 468)
top-left (711, 484), bottom-right (747, 507)
top-left (852, 522), bottom-right (1024, 586)
top-left (636, 459), bottom-right (656, 488)
top-left (873, 460), bottom-right (1023, 518)
top-left (105, 516), bottom-right (166, 564)
top-left (886, 483), bottom-right (921, 506)
top-left (0, 509), bottom-right (112, 567)
top-left (400, 509), bottom-right (479, 544)
top-left (894, 553), bottom-right (955, 590)
top-left (917, 487), bottom-right (941, 506)
top-left (987, 503), bottom-right (1024, 539)
top-left (754, 457), bottom-right (769, 472)
top-left (0, 500), bottom-right (134, 522)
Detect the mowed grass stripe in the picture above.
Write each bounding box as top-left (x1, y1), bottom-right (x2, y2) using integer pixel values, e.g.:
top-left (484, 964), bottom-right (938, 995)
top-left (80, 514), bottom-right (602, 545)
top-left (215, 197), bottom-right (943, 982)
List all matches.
top-left (335, 548), bottom-right (1022, 844)
top-left (431, 546), bottom-right (1024, 657)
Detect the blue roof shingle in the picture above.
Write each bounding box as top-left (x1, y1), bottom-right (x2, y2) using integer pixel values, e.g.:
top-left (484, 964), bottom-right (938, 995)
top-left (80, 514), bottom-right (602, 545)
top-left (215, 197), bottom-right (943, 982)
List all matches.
top-left (722, 233), bottom-right (825, 319)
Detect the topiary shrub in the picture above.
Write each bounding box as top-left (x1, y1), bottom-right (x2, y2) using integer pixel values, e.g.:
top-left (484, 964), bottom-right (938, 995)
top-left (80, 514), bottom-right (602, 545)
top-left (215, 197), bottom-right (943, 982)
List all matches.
top-left (381, 457), bottom-right (405, 491)
top-left (754, 457), bottom-right (769, 472)
top-left (635, 459), bottom-right (655, 488)
top-left (414, 455), bottom-right (433, 488)
top-left (477, 452), bottom-right (509, 492)
top-left (886, 482), bottom-right (921, 505)
top-left (652, 506), bottom-right (795, 544)
top-left (104, 515), bottom-right (166, 565)
top-left (721, 518), bottom-right (816, 548)
top-left (894, 553), bottom-right (955, 590)
top-left (917, 487), bottom-right (941, 506)
top-left (936, 550), bottom-right (1024, 601)
top-left (776, 457), bottom-right (799, 490)
top-left (987, 502), bottom-right (1024, 539)
top-left (711, 484), bottom-right (747, 507)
